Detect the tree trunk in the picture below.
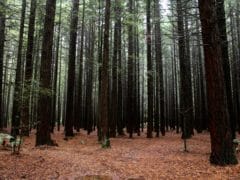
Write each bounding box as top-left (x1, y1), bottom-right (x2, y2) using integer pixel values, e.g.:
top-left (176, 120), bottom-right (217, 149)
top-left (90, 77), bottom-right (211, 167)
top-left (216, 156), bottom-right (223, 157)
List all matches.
top-left (127, 0), bottom-right (134, 138)
top-left (52, 0), bottom-right (62, 132)
top-left (21, 0), bottom-right (37, 136)
top-left (0, 0), bottom-right (6, 129)
top-left (36, 0), bottom-right (57, 146)
top-left (146, 0), bottom-right (153, 138)
top-left (216, 0), bottom-right (236, 139)
top-left (176, 0), bottom-right (193, 139)
top-left (154, 0), bottom-right (164, 137)
top-left (11, 0), bottom-right (26, 136)
top-left (99, 0), bottom-right (111, 147)
top-left (110, 0), bottom-right (121, 137)
top-left (65, 0), bottom-right (80, 137)
top-left (198, 0), bottom-right (238, 165)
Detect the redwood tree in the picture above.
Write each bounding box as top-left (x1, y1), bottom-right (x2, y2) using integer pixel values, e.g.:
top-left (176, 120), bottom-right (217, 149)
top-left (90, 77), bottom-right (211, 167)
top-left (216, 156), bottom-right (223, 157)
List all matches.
top-left (65, 0), bottom-right (80, 137)
top-left (36, 0), bottom-right (57, 146)
top-left (198, 0), bottom-right (238, 165)
top-left (99, 0), bottom-right (111, 147)
top-left (11, 0), bottom-right (26, 136)
top-left (146, 0), bottom-right (153, 138)
top-left (21, 0), bottom-right (37, 136)
top-left (0, 0), bottom-right (6, 129)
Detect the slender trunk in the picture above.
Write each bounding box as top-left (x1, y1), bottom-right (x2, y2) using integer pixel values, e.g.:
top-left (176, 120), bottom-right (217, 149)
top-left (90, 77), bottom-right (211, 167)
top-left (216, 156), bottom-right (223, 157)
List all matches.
top-left (146, 0), bottom-right (153, 138)
top-left (11, 0), bottom-right (26, 136)
top-left (176, 0), bottom-right (193, 139)
top-left (99, 0), bottom-right (111, 147)
top-left (65, 0), bottom-right (80, 137)
top-left (0, 0), bottom-right (6, 129)
top-left (21, 0), bottom-right (37, 136)
top-left (52, 0), bottom-right (62, 132)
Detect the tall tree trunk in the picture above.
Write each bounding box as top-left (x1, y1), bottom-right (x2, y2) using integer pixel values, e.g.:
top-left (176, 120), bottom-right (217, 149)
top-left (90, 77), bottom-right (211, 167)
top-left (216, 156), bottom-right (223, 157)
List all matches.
top-left (176, 0), bottom-right (193, 139)
top-left (76, 0), bottom-right (86, 132)
top-left (0, 0), bottom-right (6, 129)
top-left (11, 0), bottom-right (26, 136)
top-left (110, 0), bottom-right (121, 137)
top-left (216, 0), bottom-right (236, 139)
top-left (127, 0), bottom-right (134, 138)
top-left (85, 21), bottom-right (95, 134)
top-left (36, 0), bottom-right (57, 146)
top-left (52, 0), bottom-right (62, 132)
top-left (65, 0), bottom-right (80, 137)
top-left (116, 0), bottom-right (123, 136)
top-left (146, 0), bottom-right (153, 138)
top-left (235, 2), bottom-right (240, 132)
top-left (21, 0), bottom-right (37, 136)
top-left (99, 0), bottom-right (111, 147)
top-left (198, 0), bottom-right (238, 165)
top-left (154, 0), bottom-right (164, 137)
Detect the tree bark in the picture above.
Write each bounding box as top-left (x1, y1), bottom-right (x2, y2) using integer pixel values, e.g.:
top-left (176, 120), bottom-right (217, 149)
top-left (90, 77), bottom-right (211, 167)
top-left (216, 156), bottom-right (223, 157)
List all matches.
top-left (0, 0), bottom-right (6, 129)
top-left (146, 0), bottom-right (153, 138)
top-left (36, 0), bottom-right (57, 146)
top-left (216, 0), bottom-right (236, 139)
top-left (198, 0), bottom-right (238, 165)
top-left (176, 0), bottom-right (193, 139)
top-left (11, 0), bottom-right (26, 136)
top-left (65, 0), bottom-right (80, 137)
top-left (21, 0), bottom-right (37, 136)
top-left (99, 0), bottom-right (111, 147)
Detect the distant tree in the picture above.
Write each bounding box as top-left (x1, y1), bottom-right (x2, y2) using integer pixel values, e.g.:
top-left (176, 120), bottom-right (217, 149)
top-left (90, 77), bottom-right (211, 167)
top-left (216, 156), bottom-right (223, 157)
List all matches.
top-left (198, 0), bottom-right (238, 165)
top-left (36, 0), bottom-right (57, 146)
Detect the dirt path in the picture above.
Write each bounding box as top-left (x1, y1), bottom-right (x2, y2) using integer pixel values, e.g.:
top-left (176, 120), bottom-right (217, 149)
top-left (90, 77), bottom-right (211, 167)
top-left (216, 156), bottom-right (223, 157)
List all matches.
top-left (0, 130), bottom-right (240, 179)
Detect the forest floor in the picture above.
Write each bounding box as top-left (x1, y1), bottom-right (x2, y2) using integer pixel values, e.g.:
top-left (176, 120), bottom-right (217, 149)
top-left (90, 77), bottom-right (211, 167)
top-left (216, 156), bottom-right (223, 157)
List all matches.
top-left (0, 129), bottom-right (240, 180)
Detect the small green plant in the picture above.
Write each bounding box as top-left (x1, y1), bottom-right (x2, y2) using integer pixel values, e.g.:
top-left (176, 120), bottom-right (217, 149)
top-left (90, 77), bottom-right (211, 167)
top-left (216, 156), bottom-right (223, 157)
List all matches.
top-left (101, 136), bottom-right (110, 149)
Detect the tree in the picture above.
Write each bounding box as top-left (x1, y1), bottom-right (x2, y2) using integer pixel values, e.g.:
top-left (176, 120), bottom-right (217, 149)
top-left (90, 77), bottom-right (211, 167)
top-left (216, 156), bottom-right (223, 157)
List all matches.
top-left (146, 0), bottom-right (153, 138)
top-left (176, 0), bottom-right (193, 140)
top-left (65, 0), bottom-right (80, 137)
top-left (198, 0), bottom-right (238, 165)
top-left (127, 0), bottom-right (134, 138)
top-left (0, 0), bottom-right (6, 129)
top-left (11, 0), bottom-right (26, 136)
top-left (154, 0), bottom-right (164, 137)
top-left (52, 0), bottom-right (63, 132)
top-left (99, 0), bottom-right (111, 147)
top-left (116, 0), bottom-right (123, 136)
top-left (216, 0), bottom-right (236, 140)
top-left (36, 0), bottom-right (57, 146)
top-left (21, 0), bottom-right (37, 136)
top-left (109, 0), bottom-right (121, 138)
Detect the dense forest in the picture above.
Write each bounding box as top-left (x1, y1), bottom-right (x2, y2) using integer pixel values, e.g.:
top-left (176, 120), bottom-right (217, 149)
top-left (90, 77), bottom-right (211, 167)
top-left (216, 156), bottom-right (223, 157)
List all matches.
top-left (1, 0), bottom-right (240, 177)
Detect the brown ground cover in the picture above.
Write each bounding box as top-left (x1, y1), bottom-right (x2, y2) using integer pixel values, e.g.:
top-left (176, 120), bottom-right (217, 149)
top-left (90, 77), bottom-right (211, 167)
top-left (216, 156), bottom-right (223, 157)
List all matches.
top-left (0, 129), bottom-right (240, 179)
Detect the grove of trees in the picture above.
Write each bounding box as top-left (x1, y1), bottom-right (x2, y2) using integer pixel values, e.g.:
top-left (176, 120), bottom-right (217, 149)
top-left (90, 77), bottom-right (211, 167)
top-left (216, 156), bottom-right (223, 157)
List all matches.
top-left (0, 0), bottom-right (239, 166)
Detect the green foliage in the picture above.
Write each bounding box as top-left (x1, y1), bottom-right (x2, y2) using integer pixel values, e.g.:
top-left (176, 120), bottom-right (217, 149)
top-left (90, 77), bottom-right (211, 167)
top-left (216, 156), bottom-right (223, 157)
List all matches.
top-left (101, 136), bottom-right (110, 149)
